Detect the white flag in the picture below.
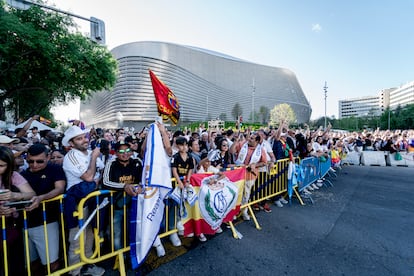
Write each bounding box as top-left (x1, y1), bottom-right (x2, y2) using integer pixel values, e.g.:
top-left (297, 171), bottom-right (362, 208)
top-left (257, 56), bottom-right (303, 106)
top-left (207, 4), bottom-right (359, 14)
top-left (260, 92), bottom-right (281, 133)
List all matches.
top-left (130, 123), bottom-right (172, 268)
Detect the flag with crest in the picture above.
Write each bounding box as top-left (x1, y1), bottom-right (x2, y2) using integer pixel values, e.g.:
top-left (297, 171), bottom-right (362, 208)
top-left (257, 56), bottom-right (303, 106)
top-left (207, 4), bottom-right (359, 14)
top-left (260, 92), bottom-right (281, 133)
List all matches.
top-left (149, 70), bottom-right (180, 125)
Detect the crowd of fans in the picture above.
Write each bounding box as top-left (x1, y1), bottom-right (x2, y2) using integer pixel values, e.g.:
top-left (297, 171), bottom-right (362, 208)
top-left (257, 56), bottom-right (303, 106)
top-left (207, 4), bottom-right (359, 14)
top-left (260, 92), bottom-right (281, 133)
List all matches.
top-left (1, 115), bottom-right (414, 275)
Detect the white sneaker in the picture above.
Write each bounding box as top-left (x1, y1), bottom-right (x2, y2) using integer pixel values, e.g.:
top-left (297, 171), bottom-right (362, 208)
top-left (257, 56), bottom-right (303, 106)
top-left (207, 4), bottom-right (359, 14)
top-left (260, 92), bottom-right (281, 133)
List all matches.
top-left (307, 185), bottom-right (314, 191)
top-left (316, 182), bottom-right (323, 187)
top-left (155, 243), bottom-right (166, 257)
top-left (215, 227), bottom-right (223, 234)
top-left (317, 179), bottom-right (323, 183)
top-left (169, 233), bottom-right (182, 247)
top-left (279, 197), bottom-right (288, 204)
top-left (242, 209), bottom-right (250, 221)
top-left (177, 221), bottom-right (184, 236)
top-left (81, 264), bottom-right (105, 276)
top-left (153, 236), bottom-right (165, 257)
top-left (274, 200), bottom-right (283, 208)
top-left (311, 183), bottom-right (319, 190)
top-left (198, 233), bottom-right (207, 242)
top-left (186, 232), bottom-right (194, 238)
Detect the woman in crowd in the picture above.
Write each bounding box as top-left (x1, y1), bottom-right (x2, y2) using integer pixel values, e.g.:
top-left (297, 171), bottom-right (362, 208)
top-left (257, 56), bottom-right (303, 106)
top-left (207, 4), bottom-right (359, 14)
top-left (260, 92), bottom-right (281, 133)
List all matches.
top-left (50, 149), bottom-right (65, 166)
top-left (188, 137), bottom-right (203, 172)
top-left (0, 146), bottom-right (36, 275)
top-left (208, 138), bottom-right (235, 170)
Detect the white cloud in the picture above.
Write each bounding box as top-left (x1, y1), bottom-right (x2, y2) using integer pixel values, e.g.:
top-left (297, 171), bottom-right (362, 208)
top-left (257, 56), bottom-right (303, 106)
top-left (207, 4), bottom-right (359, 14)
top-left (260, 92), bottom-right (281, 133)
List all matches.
top-left (311, 23), bottom-right (322, 33)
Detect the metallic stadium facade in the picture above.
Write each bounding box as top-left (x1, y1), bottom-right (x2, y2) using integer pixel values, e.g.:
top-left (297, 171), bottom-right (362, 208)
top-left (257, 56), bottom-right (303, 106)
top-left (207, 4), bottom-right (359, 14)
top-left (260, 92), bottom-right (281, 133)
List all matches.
top-left (80, 41), bottom-right (311, 129)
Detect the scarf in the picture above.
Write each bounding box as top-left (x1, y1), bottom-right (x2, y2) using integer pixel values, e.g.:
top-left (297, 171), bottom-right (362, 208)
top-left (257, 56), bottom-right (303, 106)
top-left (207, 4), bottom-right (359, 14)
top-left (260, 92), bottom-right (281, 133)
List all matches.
top-left (235, 142), bottom-right (262, 166)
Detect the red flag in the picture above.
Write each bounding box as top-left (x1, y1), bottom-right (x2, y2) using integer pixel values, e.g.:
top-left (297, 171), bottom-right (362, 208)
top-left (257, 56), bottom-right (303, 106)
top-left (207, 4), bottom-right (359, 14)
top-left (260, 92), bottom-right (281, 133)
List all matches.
top-left (149, 70), bottom-right (180, 125)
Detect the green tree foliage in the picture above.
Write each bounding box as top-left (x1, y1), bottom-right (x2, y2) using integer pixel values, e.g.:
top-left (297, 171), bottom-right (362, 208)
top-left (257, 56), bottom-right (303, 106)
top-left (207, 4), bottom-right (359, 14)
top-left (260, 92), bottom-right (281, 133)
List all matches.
top-left (312, 104), bottom-right (414, 131)
top-left (231, 103), bottom-right (242, 120)
top-left (0, 2), bottom-right (117, 122)
top-left (258, 105), bottom-right (269, 124)
top-left (219, 112), bottom-right (227, 121)
top-left (270, 103), bottom-right (296, 126)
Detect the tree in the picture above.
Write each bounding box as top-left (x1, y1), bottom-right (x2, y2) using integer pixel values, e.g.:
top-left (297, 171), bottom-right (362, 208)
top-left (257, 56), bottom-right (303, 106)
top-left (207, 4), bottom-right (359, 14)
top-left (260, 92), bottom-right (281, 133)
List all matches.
top-left (269, 103), bottom-right (296, 126)
top-left (219, 112), bottom-right (227, 121)
top-left (258, 105), bottom-right (269, 124)
top-left (0, 3), bottom-right (117, 122)
top-left (231, 103), bottom-right (242, 120)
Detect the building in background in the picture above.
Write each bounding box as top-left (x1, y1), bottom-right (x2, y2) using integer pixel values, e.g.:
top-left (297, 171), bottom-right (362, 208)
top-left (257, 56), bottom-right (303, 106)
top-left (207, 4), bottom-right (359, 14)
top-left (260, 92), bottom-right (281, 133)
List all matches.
top-left (80, 41), bottom-right (311, 129)
top-left (339, 81), bottom-right (414, 119)
top-left (389, 81), bottom-right (414, 109)
top-left (338, 96), bottom-right (382, 118)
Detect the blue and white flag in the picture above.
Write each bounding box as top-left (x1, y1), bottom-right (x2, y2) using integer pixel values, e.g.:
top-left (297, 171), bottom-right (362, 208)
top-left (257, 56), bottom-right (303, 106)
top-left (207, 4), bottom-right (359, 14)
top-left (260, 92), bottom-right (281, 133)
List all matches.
top-left (130, 123), bottom-right (172, 269)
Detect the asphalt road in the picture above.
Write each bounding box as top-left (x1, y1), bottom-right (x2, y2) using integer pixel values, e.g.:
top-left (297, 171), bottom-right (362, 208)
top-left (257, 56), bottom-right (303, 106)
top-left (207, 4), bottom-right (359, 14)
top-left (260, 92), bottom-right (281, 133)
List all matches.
top-left (107, 165), bottom-right (414, 276)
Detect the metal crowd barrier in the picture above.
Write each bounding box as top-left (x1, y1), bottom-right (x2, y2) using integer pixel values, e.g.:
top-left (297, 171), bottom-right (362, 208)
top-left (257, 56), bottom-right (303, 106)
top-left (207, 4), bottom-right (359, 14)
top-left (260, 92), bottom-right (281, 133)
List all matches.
top-left (319, 156), bottom-right (334, 187)
top-left (299, 157), bottom-right (320, 192)
top-left (241, 159), bottom-right (289, 231)
top-left (1, 158), bottom-right (305, 275)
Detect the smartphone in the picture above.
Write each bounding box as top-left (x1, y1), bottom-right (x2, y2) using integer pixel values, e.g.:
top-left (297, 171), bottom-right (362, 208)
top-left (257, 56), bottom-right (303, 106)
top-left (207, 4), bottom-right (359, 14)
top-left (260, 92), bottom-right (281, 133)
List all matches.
top-left (4, 200), bottom-right (33, 210)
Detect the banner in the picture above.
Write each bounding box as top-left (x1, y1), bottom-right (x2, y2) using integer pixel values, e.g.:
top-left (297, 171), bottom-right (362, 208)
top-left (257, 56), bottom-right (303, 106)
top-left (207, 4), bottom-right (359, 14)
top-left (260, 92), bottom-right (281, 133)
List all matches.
top-left (181, 169), bottom-right (245, 237)
top-left (149, 70), bottom-right (180, 125)
top-left (130, 123), bottom-right (172, 269)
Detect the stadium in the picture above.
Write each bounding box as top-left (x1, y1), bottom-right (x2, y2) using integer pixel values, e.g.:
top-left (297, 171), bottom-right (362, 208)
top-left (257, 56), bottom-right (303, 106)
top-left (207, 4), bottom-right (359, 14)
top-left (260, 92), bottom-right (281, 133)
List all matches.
top-left (80, 41), bottom-right (311, 129)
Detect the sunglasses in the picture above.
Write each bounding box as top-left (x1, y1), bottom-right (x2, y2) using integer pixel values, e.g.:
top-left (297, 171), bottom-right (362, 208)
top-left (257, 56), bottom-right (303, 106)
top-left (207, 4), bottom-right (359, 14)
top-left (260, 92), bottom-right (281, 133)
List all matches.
top-left (221, 144), bottom-right (228, 147)
top-left (27, 159), bottom-right (46, 164)
top-left (117, 148), bottom-right (131, 154)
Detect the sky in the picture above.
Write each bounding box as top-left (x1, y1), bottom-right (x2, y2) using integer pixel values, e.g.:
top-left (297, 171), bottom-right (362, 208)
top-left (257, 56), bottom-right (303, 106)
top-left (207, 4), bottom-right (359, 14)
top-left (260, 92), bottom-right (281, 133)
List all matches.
top-left (49, 0), bottom-right (414, 122)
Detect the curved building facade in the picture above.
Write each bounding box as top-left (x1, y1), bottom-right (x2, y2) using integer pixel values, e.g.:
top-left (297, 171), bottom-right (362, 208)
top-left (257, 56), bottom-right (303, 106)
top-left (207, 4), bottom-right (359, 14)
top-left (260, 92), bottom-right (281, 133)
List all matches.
top-left (80, 41), bottom-right (311, 129)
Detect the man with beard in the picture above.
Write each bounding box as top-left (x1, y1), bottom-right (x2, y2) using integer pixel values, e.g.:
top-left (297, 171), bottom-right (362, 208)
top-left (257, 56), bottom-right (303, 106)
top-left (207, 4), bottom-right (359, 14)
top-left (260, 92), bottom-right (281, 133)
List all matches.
top-left (62, 126), bottom-right (105, 276)
top-left (231, 132), bottom-right (267, 221)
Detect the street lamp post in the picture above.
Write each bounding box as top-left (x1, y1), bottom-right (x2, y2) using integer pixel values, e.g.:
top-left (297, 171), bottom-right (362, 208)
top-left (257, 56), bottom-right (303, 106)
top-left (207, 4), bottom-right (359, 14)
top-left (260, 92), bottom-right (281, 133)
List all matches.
top-left (7, 0), bottom-right (105, 44)
top-left (206, 94), bottom-right (209, 120)
top-left (252, 78), bottom-right (255, 123)
top-left (324, 81), bottom-right (328, 129)
top-left (388, 108), bottom-right (391, 130)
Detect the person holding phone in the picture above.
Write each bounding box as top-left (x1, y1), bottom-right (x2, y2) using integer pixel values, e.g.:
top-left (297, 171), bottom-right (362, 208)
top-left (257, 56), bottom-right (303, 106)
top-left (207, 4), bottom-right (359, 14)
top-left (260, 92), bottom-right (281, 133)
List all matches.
top-left (21, 143), bottom-right (66, 274)
top-left (0, 146), bottom-right (36, 275)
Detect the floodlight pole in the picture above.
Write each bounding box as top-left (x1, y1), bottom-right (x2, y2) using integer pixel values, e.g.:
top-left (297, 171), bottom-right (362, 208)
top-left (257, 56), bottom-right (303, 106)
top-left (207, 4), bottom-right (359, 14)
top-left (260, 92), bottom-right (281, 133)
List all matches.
top-left (323, 81), bottom-right (328, 129)
top-left (252, 78), bottom-right (255, 123)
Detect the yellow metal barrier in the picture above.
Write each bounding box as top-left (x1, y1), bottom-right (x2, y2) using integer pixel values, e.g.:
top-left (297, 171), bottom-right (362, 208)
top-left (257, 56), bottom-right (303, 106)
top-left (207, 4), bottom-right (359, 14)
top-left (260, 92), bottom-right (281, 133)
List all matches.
top-left (1, 159), bottom-right (291, 275)
top-left (238, 159), bottom-right (289, 230)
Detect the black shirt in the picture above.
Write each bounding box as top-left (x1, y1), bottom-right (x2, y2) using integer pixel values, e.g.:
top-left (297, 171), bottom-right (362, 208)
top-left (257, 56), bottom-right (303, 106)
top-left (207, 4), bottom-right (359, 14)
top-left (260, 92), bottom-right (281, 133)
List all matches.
top-left (21, 163), bottom-right (66, 228)
top-left (171, 152), bottom-right (194, 178)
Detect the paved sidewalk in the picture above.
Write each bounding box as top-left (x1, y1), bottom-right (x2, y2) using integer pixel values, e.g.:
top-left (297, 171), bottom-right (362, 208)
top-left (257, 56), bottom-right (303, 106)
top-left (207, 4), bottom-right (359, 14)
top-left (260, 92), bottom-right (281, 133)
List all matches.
top-left (105, 166), bottom-right (414, 275)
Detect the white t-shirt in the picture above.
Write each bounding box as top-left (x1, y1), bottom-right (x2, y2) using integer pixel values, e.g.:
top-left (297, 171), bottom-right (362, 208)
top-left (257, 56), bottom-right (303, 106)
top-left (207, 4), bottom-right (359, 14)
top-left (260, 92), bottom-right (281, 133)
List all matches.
top-left (259, 140), bottom-right (273, 172)
top-left (27, 132), bottom-right (41, 140)
top-left (63, 149), bottom-right (104, 190)
top-left (312, 142), bottom-right (323, 153)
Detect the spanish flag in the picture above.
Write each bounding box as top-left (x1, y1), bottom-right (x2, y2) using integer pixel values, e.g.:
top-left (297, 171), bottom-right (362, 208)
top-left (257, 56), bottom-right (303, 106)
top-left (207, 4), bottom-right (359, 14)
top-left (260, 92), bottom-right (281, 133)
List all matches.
top-left (39, 116), bottom-right (52, 125)
top-left (149, 70), bottom-right (180, 125)
top-left (181, 169), bottom-right (245, 237)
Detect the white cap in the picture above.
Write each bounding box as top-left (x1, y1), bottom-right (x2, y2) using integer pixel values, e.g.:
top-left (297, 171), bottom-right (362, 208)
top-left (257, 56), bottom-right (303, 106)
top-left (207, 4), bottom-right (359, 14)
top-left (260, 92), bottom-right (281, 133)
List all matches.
top-left (0, 135), bottom-right (19, 144)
